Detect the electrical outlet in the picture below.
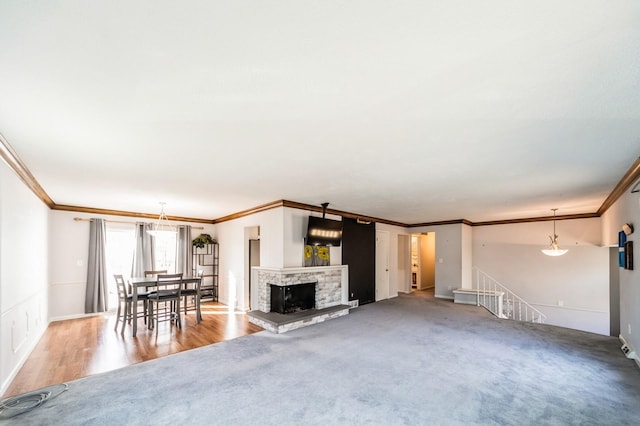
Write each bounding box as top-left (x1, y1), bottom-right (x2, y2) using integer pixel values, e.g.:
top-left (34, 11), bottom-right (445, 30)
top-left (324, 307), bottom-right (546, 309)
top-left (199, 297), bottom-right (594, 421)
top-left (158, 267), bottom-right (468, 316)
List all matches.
top-left (558, 300), bottom-right (564, 307)
top-left (629, 324), bottom-right (632, 335)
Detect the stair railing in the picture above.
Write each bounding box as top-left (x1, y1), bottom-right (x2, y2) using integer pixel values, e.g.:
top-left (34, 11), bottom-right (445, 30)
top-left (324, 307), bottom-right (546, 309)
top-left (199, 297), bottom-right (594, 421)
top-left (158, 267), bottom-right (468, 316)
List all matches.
top-left (473, 267), bottom-right (546, 324)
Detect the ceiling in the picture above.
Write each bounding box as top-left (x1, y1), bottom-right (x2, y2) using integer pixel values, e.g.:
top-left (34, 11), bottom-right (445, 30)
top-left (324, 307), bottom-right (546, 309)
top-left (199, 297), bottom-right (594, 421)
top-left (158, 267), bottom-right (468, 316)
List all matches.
top-left (1, 2), bottom-right (639, 224)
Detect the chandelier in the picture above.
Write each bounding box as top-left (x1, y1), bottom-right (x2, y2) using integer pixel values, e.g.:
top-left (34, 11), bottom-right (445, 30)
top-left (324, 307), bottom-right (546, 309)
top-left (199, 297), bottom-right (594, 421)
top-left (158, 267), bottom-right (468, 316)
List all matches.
top-left (147, 202), bottom-right (176, 237)
top-left (541, 208), bottom-right (568, 257)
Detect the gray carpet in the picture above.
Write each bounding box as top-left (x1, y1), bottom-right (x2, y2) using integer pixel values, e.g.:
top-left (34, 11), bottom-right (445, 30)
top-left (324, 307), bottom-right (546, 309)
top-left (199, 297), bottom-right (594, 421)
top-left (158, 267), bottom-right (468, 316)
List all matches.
top-left (4, 293), bottom-right (640, 425)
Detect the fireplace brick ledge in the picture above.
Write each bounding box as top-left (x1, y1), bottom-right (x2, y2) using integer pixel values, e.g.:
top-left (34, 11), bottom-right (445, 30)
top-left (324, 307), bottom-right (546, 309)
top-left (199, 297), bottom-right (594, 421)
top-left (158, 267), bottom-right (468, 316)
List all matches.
top-left (247, 305), bottom-right (350, 333)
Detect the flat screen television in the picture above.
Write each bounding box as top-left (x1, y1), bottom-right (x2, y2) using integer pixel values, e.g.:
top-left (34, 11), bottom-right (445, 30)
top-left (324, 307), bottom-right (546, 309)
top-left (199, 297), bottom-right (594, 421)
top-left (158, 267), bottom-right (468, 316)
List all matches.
top-left (306, 216), bottom-right (343, 246)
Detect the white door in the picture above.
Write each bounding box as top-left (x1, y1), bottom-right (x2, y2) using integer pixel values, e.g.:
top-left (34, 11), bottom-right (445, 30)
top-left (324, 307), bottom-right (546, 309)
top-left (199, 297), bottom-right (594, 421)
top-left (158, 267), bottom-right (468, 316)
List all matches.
top-left (375, 230), bottom-right (390, 301)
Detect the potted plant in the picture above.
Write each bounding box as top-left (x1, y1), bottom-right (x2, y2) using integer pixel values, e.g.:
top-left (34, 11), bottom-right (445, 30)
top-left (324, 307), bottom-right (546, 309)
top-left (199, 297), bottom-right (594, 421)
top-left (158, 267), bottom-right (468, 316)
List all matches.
top-left (192, 233), bottom-right (215, 253)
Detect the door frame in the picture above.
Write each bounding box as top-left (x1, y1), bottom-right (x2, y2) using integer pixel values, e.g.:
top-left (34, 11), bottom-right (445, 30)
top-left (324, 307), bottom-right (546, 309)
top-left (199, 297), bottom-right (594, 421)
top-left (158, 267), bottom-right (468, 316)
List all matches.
top-left (375, 230), bottom-right (390, 301)
top-left (248, 239), bottom-right (260, 311)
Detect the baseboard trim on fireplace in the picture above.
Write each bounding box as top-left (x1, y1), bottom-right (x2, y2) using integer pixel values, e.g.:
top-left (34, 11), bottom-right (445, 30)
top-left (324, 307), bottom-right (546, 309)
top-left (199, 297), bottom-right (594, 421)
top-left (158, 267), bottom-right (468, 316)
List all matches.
top-left (247, 305), bottom-right (350, 334)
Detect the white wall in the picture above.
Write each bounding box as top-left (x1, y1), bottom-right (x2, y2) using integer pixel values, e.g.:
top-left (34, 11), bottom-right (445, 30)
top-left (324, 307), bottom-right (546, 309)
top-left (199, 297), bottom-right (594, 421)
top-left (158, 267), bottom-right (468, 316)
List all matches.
top-left (601, 180), bottom-right (640, 355)
top-left (472, 218), bottom-right (609, 335)
top-left (0, 162), bottom-right (49, 394)
top-left (214, 207), bottom-right (284, 311)
top-left (48, 211), bottom-right (91, 319)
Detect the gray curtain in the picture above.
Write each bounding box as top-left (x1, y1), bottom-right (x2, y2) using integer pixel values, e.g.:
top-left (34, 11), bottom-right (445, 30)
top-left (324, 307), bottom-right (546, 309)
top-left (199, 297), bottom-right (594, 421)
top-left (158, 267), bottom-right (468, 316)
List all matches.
top-left (176, 225), bottom-right (193, 275)
top-left (131, 222), bottom-right (155, 277)
top-left (85, 218), bottom-right (109, 313)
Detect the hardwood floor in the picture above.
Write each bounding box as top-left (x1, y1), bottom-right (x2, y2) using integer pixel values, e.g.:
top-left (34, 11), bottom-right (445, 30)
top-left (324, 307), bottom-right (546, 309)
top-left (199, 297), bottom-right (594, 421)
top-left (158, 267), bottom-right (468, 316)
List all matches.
top-left (3, 302), bottom-right (263, 398)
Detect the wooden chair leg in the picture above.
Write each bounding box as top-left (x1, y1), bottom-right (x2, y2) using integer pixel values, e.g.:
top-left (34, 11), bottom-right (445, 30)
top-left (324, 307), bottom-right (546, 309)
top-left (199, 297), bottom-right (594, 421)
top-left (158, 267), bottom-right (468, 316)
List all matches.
top-left (148, 302), bottom-right (154, 330)
top-left (121, 302), bottom-right (128, 334)
top-left (114, 302), bottom-right (122, 331)
top-left (175, 304), bottom-right (181, 329)
top-left (154, 301), bottom-right (160, 335)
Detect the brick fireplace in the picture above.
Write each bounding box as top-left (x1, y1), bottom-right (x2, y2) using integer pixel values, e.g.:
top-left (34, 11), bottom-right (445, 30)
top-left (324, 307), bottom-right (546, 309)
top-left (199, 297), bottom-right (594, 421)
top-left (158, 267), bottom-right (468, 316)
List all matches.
top-left (249, 265), bottom-right (350, 333)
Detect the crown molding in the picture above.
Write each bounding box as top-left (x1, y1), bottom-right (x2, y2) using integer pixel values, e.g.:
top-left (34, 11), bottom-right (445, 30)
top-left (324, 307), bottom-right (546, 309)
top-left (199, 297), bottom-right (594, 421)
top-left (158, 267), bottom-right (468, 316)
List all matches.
top-left (597, 156), bottom-right (640, 216)
top-left (213, 200), bottom-right (408, 227)
top-left (212, 200), bottom-right (287, 224)
top-left (0, 132), bottom-right (54, 207)
top-left (471, 213), bottom-right (599, 227)
top-left (408, 219), bottom-right (473, 228)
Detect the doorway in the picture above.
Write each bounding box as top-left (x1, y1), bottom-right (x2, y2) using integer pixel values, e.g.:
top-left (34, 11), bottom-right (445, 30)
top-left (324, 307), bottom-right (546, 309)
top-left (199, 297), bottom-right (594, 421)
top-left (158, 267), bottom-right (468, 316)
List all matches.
top-left (342, 217), bottom-right (376, 305)
top-left (245, 226), bottom-right (260, 311)
top-left (248, 239), bottom-right (260, 310)
top-left (410, 233), bottom-right (436, 291)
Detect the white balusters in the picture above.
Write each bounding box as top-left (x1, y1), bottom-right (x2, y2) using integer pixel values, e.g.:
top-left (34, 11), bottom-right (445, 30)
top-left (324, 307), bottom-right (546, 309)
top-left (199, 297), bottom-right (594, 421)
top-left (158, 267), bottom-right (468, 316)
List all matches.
top-left (472, 267), bottom-right (546, 324)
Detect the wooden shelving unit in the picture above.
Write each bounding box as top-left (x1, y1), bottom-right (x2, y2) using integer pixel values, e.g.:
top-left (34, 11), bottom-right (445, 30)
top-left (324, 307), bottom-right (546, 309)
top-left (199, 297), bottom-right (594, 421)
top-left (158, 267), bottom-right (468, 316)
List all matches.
top-left (192, 242), bottom-right (219, 301)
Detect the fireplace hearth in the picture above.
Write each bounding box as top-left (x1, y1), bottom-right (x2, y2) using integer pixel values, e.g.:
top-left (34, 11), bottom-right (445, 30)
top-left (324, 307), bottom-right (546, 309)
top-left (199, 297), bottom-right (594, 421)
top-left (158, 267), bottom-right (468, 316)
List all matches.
top-left (270, 282), bottom-right (316, 314)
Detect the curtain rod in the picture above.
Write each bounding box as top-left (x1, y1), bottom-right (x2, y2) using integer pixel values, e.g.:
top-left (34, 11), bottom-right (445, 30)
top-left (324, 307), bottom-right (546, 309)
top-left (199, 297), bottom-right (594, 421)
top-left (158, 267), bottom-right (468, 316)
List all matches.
top-left (73, 217), bottom-right (204, 230)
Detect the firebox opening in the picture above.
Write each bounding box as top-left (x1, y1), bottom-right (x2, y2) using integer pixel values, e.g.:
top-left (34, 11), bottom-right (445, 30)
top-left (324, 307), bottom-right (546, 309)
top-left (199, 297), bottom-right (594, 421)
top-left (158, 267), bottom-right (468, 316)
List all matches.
top-left (270, 282), bottom-right (316, 314)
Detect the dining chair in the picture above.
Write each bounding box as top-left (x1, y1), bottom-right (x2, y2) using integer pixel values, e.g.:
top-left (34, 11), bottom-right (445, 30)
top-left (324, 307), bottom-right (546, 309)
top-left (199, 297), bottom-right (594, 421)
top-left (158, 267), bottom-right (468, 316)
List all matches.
top-left (147, 273), bottom-right (183, 334)
top-left (181, 270), bottom-right (203, 317)
top-left (139, 269), bottom-right (168, 293)
top-left (144, 269), bottom-right (168, 277)
top-left (113, 274), bottom-right (149, 333)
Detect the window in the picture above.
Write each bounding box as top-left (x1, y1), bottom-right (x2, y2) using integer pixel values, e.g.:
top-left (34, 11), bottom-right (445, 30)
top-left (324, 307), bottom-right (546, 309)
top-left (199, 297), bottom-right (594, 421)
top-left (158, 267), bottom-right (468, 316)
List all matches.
top-left (154, 233), bottom-right (177, 273)
top-left (104, 222), bottom-right (178, 309)
top-left (105, 223), bottom-right (136, 308)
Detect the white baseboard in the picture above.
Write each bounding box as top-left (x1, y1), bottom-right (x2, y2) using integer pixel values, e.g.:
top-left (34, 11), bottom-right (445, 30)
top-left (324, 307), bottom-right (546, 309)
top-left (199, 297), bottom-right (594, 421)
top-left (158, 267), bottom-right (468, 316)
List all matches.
top-left (435, 294), bottom-right (454, 300)
top-left (49, 312), bottom-right (105, 322)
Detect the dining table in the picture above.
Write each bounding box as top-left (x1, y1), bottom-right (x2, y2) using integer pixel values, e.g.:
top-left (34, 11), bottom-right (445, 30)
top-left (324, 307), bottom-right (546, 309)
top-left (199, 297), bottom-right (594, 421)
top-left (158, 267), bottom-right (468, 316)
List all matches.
top-left (129, 275), bottom-right (203, 337)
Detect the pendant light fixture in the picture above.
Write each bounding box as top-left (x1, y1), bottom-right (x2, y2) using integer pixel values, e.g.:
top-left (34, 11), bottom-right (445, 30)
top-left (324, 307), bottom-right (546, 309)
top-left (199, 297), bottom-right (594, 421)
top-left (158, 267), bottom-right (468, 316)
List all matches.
top-left (541, 208), bottom-right (568, 257)
top-left (147, 202), bottom-right (176, 237)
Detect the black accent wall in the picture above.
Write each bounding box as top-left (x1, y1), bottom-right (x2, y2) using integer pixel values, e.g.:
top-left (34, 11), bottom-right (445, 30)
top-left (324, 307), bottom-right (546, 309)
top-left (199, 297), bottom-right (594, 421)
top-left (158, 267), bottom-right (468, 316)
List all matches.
top-left (341, 217), bottom-right (376, 305)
